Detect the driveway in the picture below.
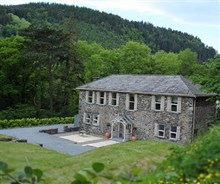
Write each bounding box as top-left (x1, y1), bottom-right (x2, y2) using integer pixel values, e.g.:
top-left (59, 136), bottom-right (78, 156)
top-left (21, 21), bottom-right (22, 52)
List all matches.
top-left (0, 124), bottom-right (94, 155)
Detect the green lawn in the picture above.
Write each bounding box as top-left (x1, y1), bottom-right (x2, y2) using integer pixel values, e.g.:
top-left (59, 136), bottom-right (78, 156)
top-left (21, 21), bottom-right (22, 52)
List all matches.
top-left (0, 140), bottom-right (177, 183)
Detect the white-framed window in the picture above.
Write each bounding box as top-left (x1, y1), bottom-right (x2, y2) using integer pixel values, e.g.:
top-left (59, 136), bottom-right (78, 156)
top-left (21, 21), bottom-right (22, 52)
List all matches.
top-left (92, 114), bottom-right (100, 126)
top-left (109, 92), bottom-right (119, 106)
top-left (167, 96), bottom-right (181, 113)
top-left (84, 113), bottom-right (91, 124)
top-left (151, 95), bottom-right (165, 111)
top-left (154, 123), bottom-right (165, 138)
top-left (169, 125), bottom-right (181, 141)
top-left (126, 94), bottom-right (137, 111)
top-left (97, 91), bottom-right (106, 105)
top-left (86, 91), bottom-right (95, 104)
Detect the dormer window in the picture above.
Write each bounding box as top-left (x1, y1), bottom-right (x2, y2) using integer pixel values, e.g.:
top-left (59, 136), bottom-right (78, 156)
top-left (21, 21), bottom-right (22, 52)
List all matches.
top-left (126, 94), bottom-right (137, 111)
top-left (97, 91), bottom-right (106, 105)
top-left (109, 92), bottom-right (119, 106)
top-left (86, 91), bottom-right (95, 104)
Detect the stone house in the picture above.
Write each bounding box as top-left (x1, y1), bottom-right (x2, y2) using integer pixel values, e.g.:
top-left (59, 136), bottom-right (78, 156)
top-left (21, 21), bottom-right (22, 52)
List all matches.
top-left (77, 75), bottom-right (215, 144)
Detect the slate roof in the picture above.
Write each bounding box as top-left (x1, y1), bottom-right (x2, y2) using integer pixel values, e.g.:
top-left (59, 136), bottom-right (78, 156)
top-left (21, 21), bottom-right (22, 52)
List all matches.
top-left (77, 75), bottom-right (214, 97)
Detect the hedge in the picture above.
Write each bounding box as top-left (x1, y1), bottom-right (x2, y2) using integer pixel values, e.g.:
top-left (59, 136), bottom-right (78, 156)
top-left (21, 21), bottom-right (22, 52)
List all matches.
top-left (0, 117), bottom-right (74, 129)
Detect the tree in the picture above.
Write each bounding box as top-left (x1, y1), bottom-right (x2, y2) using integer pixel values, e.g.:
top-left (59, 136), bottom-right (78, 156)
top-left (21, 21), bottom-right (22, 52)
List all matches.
top-left (117, 41), bottom-right (152, 74)
top-left (0, 36), bottom-right (27, 109)
top-left (21, 21), bottom-right (82, 117)
top-left (178, 48), bottom-right (198, 76)
top-left (1, 13), bottom-right (30, 37)
top-left (152, 50), bottom-right (180, 74)
top-left (191, 55), bottom-right (220, 96)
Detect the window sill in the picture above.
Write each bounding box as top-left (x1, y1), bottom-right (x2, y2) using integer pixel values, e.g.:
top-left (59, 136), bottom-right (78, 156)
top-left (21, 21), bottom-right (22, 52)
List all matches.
top-left (109, 104), bottom-right (119, 107)
top-left (86, 102), bottom-right (94, 105)
top-left (169, 138), bottom-right (178, 141)
top-left (167, 111), bottom-right (181, 114)
top-left (156, 136), bottom-right (165, 139)
top-left (84, 122), bottom-right (91, 125)
top-left (126, 109), bottom-right (137, 112)
top-left (92, 124), bottom-right (99, 126)
top-left (96, 103), bottom-right (106, 106)
top-left (153, 109), bottom-right (164, 112)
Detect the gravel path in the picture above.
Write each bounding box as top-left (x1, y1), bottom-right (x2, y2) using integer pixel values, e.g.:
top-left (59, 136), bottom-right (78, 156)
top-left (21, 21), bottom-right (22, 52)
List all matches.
top-left (0, 124), bottom-right (94, 155)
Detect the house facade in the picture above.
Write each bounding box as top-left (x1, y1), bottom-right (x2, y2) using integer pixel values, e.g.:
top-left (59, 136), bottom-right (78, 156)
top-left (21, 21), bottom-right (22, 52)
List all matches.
top-left (77, 75), bottom-right (215, 145)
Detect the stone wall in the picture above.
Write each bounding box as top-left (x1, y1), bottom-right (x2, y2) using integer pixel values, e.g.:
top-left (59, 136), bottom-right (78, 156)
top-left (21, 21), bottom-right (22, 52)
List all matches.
top-left (195, 97), bottom-right (215, 133)
top-left (78, 90), bottom-right (195, 145)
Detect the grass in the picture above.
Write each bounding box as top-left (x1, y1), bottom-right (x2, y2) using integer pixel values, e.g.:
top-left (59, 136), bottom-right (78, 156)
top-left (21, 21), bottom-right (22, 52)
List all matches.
top-left (0, 139), bottom-right (177, 183)
top-left (0, 134), bottom-right (15, 141)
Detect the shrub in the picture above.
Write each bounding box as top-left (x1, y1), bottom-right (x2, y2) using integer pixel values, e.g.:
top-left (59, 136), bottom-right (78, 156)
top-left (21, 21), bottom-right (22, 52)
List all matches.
top-left (0, 117), bottom-right (73, 129)
top-left (0, 161), bottom-right (48, 184)
top-left (156, 123), bottom-right (220, 184)
top-left (0, 104), bottom-right (37, 120)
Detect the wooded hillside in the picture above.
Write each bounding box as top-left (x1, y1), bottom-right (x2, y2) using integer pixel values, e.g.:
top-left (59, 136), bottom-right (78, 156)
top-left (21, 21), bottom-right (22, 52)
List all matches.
top-left (0, 3), bottom-right (216, 62)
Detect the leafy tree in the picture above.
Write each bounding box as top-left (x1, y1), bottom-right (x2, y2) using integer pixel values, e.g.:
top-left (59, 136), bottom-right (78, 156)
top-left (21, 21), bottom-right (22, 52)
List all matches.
top-left (76, 40), bottom-right (106, 82)
top-left (117, 41), bottom-right (152, 74)
top-left (152, 50), bottom-right (180, 74)
top-left (178, 48), bottom-right (198, 76)
top-left (191, 54), bottom-right (220, 97)
top-left (1, 13), bottom-right (30, 37)
top-left (0, 36), bottom-right (26, 109)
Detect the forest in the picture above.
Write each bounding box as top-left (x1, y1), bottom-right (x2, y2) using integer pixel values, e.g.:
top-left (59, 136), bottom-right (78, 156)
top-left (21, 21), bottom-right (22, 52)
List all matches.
top-left (0, 3), bottom-right (219, 119)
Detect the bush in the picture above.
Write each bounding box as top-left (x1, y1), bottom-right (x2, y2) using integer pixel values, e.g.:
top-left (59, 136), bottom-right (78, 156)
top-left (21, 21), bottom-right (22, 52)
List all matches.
top-left (0, 104), bottom-right (37, 120)
top-left (156, 123), bottom-right (220, 184)
top-left (0, 117), bottom-right (73, 129)
top-left (0, 161), bottom-right (48, 184)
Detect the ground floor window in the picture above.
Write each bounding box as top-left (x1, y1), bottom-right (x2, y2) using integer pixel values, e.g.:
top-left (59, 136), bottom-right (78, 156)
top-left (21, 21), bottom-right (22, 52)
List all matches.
top-left (84, 113), bottom-right (91, 124)
top-left (154, 123), bottom-right (180, 141)
top-left (84, 112), bottom-right (100, 126)
top-left (154, 123), bottom-right (165, 138)
top-left (92, 114), bottom-right (100, 126)
top-left (169, 125), bottom-right (180, 141)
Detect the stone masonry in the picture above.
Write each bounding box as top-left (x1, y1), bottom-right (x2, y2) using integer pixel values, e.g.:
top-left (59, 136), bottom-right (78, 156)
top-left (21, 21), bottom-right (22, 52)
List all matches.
top-left (78, 90), bottom-right (199, 145)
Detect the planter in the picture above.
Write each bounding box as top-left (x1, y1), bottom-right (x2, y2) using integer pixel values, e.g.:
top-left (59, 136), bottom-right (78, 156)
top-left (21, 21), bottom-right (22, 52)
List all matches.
top-left (105, 132), bottom-right (111, 139)
top-left (131, 135), bottom-right (138, 141)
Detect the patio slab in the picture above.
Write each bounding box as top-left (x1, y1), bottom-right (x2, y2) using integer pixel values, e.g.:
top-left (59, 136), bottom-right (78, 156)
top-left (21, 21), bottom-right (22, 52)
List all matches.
top-left (60, 134), bottom-right (102, 143)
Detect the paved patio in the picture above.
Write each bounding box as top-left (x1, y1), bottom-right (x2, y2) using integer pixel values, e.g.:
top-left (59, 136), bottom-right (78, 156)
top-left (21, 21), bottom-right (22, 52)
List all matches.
top-left (58, 133), bottom-right (119, 147)
top-left (0, 124), bottom-right (119, 155)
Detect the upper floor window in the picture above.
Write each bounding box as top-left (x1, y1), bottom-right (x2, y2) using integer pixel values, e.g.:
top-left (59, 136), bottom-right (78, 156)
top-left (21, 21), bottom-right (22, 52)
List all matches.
top-left (167, 97), bottom-right (181, 113)
top-left (83, 113), bottom-right (91, 124)
top-left (86, 91), bottom-right (95, 104)
top-left (109, 92), bottom-right (119, 106)
top-left (92, 114), bottom-right (100, 126)
top-left (154, 123), bottom-right (165, 138)
top-left (126, 94), bottom-right (137, 111)
top-left (169, 125), bottom-right (180, 141)
top-left (97, 91), bottom-right (106, 105)
top-left (151, 96), bottom-right (165, 111)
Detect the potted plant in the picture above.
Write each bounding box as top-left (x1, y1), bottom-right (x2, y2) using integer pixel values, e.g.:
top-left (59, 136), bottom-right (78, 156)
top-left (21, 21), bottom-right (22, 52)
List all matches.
top-left (131, 127), bottom-right (138, 141)
top-left (105, 132), bottom-right (111, 139)
top-left (105, 123), bottom-right (111, 139)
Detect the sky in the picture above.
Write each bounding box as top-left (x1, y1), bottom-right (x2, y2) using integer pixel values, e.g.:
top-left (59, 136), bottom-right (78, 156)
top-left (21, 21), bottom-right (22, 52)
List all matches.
top-left (1, 0), bottom-right (220, 53)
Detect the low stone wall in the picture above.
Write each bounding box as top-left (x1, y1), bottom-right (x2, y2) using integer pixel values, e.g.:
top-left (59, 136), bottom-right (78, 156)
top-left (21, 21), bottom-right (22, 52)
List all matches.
top-left (39, 128), bottom-right (58, 134)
